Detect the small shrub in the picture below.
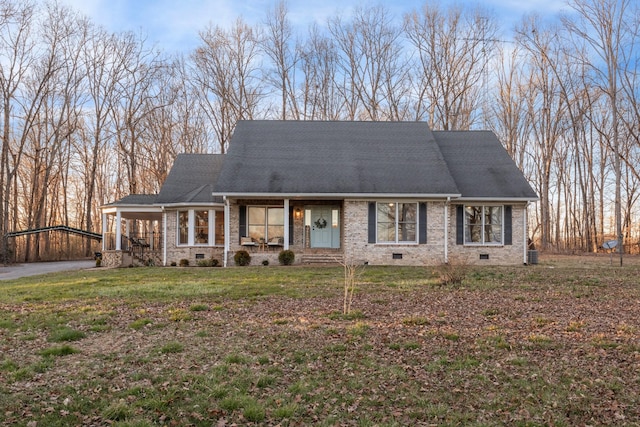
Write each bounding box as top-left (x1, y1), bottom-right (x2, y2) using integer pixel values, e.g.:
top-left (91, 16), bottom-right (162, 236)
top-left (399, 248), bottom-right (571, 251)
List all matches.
top-left (170, 261), bottom-right (177, 266)
top-left (436, 257), bottom-right (469, 286)
top-left (234, 250), bottom-right (251, 266)
top-left (196, 258), bottom-right (220, 267)
top-left (262, 259), bottom-right (269, 266)
top-left (95, 257), bottom-right (102, 267)
top-left (278, 250), bottom-right (295, 265)
top-left (190, 304), bottom-right (209, 312)
top-left (179, 258), bottom-right (189, 267)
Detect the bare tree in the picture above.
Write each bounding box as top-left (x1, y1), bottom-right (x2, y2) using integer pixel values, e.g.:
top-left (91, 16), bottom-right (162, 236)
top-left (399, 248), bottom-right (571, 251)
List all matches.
top-left (405, 3), bottom-right (498, 130)
top-left (328, 5), bottom-right (407, 121)
top-left (516, 17), bottom-right (569, 250)
top-left (191, 19), bottom-right (263, 153)
top-left (20, 2), bottom-right (86, 260)
top-left (564, 0), bottom-right (638, 263)
top-left (109, 31), bottom-right (165, 195)
top-left (490, 45), bottom-right (533, 171)
top-left (0, 0), bottom-right (37, 262)
top-left (298, 24), bottom-right (342, 120)
top-left (262, 0), bottom-right (300, 120)
top-left (79, 25), bottom-right (121, 253)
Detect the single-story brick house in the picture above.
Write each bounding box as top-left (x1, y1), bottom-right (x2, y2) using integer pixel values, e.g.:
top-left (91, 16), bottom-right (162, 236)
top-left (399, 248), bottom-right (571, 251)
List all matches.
top-left (100, 121), bottom-right (537, 267)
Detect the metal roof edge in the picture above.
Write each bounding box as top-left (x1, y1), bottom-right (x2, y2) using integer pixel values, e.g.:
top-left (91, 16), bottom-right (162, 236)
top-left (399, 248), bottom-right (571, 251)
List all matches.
top-left (214, 192), bottom-right (462, 199)
top-left (452, 196), bottom-right (539, 202)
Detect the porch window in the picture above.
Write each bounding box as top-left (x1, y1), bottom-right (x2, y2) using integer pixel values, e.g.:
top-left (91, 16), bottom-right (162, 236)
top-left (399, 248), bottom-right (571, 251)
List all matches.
top-left (195, 210), bottom-right (209, 244)
top-left (377, 202), bottom-right (417, 243)
top-left (177, 209), bottom-right (224, 246)
top-left (248, 206), bottom-right (284, 242)
top-left (215, 211), bottom-right (225, 245)
top-left (178, 211), bottom-right (189, 245)
top-left (464, 205), bottom-right (502, 245)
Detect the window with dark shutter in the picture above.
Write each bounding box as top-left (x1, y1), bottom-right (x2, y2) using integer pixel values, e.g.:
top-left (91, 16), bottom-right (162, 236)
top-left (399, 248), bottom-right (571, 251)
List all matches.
top-left (504, 205), bottom-right (512, 245)
top-left (419, 202), bottom-right (427, 244)
top-left (239, 206), bottom-right (247, 244)
top-left (368, 202), bottom-right (376, 243)
top-left (456, 205), bottom-right (464, 245)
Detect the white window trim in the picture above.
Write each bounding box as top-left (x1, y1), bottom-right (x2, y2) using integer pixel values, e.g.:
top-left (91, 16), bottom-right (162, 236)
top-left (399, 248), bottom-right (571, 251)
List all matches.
top-left (376, 202), bottom-right (419, 245)
top-left (463, 204), bottom-right (504, 246)
top-left (177, 209), bottom-right (223, 247)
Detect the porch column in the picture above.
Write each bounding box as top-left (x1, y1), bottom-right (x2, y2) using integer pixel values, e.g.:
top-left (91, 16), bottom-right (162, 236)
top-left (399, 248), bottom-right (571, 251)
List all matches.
top-left (283, 199), bottom-right (290, 250)
top-left (149, 220), bottom-right (155, 251)
top-left (162, 211), bottom-right (167, 266)
top-left (125, 220), bottom-right (131, 252)
top-left (102, 212), bottom-right (107, 251)
top-left (115, 211), bottom-right (122, 251)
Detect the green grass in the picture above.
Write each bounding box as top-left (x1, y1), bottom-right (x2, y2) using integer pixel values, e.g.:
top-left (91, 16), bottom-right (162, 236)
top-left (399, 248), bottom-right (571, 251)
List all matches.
top-left (159, 341), bottom-right (184, 354)
top-left (1, 261), bottom-right (640, 426)
top-left (39, 345), bottom-right (78, 357)
top-left (48, 327), bottom-right (86, 342)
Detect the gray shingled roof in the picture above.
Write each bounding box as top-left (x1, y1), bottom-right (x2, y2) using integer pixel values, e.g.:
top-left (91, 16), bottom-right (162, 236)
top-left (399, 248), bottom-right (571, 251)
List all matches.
top-left (433, 131), bottom-right (537, 200)
top-left (156, 154), bottom-right (225, 204)
top-left (214, 121), bottom-right (461, 196)
top-left (106, 194), bottom-right (158, 206)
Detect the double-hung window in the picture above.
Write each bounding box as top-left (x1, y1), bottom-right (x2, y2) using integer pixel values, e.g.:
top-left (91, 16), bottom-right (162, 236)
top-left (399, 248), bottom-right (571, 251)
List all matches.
top-left (377, 202), bottom-right (417, 243)
top-left (178, 211), bottom-right (189, 245)
top-left (464, 205), bottom-right (502, 245)
top-left (194, 210), bottom-right (209, 244)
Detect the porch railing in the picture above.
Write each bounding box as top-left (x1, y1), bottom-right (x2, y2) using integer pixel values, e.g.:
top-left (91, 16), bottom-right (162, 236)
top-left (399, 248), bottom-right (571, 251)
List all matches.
top-left (103, 232), bottom-right (163, 252)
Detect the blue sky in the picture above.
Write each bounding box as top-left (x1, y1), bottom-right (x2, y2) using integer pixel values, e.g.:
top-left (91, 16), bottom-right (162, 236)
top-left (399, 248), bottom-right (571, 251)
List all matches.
top-left (59, 0), bottom-right (569, 53)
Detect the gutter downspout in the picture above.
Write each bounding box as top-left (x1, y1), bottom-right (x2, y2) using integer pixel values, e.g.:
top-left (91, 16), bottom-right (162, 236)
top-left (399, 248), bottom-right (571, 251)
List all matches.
top-left (223, 196), bottom-right (230, 267)
top-left (162, 206), bottom-right (167, 266)
top-left (524, 202), bottom-right (529, 265)
top-left (444, 197), bottom-right (450, 264)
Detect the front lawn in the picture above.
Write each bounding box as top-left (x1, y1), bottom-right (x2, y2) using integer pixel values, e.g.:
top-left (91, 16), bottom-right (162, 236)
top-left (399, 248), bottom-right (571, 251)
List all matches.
top-left (1, 255), bottom-right (639, 426)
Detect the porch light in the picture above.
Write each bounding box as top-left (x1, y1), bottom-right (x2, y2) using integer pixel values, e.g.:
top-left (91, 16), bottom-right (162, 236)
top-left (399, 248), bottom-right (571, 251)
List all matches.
top-left (294, 208), bottom-right (303, 220)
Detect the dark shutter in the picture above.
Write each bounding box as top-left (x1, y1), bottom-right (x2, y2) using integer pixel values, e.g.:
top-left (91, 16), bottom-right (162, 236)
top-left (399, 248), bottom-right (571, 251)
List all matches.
top-left (239, 206), bottom-right (247, 243)
top-left (456, 205), bottom-right (464, 245)
top-left (504, 205), bottom-right (512, 245)
top-left (419, 202), bottom-right (427, 244)
top-left (368, 202), bottom-right (376, 243)
top-left (289, 205), bottom-right (294, 245)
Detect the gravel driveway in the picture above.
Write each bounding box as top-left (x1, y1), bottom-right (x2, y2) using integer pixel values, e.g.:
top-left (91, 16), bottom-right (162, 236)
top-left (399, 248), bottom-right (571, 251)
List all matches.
top-left (0, 260), bottom-right (95, 281)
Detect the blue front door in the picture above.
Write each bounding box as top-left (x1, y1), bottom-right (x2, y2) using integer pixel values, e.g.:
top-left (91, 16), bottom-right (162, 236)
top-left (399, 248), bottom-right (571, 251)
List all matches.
top-left (308, 206), bottom-right (340, 248)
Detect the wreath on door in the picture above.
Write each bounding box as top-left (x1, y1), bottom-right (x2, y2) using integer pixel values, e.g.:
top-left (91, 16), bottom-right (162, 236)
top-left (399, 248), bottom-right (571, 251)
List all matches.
top-left (314, 217), bottom-right (327, 229)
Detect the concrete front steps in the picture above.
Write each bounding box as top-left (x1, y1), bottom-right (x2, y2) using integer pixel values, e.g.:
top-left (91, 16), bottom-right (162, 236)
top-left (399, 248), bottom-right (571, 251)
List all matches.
top-left (300, 252), bottom-right (344, 265)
